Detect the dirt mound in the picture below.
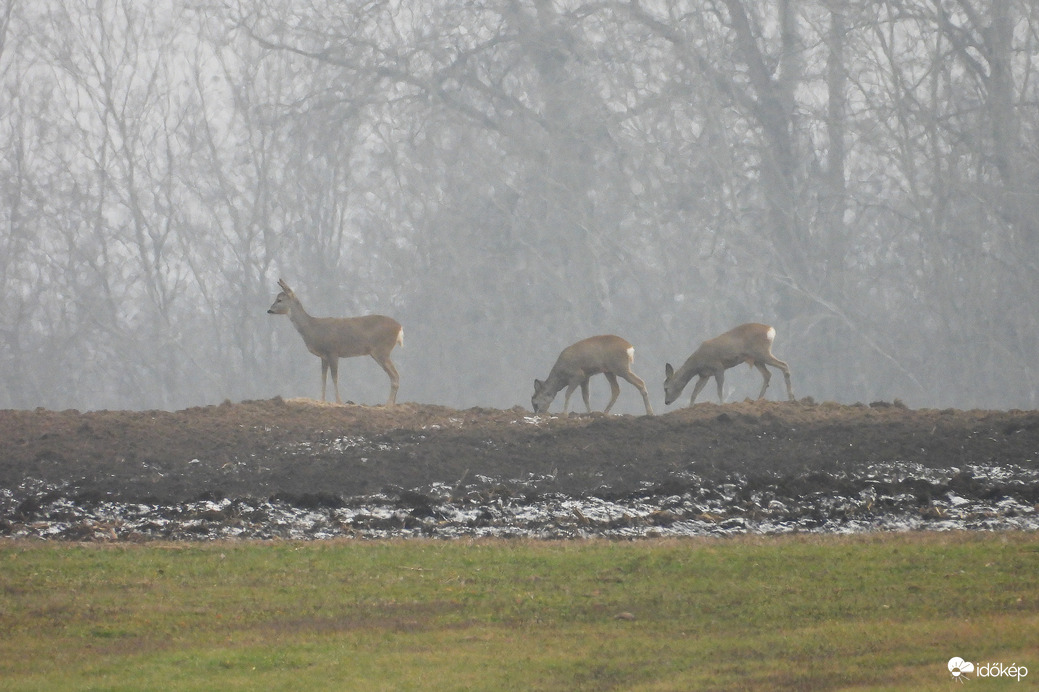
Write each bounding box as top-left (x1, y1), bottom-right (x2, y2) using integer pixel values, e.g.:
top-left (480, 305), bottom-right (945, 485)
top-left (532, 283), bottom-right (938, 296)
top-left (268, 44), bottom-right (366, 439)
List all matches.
top-left (2, 398), bottom-right (1038, 539)
top-left (3, 397), bottom-right (1038, 501)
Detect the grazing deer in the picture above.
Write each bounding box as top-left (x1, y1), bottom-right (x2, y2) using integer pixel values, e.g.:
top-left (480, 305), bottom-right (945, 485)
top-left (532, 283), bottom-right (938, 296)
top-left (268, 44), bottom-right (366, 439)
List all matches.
top-left (268, 279), bottom-right (402, 405)
top-left (532, 335), bottom-right (654, 417)
top-left (664, 323), bottom-right (794, 406)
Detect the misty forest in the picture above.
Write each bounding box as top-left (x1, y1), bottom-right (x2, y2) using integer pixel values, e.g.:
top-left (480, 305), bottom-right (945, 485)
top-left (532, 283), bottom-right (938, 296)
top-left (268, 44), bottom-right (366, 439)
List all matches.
top-left (1, 0), bottom-right (1037, 413)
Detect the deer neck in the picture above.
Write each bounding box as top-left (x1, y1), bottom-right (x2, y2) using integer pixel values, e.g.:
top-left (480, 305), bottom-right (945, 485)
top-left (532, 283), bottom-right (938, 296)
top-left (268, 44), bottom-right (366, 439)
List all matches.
top-left (674, 359), bottom-right (700, 390)
top-left (287, 300), bottom-right (317, 337)
top-left (542, 368), bottom-right (571, 398)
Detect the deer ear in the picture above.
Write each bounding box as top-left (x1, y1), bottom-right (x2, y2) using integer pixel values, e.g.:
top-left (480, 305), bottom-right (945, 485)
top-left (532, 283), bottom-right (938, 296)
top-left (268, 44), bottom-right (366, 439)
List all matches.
top-left (533, 379), bottom-right (544, 392)
top-left (278, 279), bottom-right (294, 295)
top-left (665, 363), bottom-right (674, 378)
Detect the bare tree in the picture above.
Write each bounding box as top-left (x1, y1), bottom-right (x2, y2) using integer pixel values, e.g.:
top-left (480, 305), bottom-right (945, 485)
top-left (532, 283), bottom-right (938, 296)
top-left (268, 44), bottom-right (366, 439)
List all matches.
top-left (1, 0), bottom-right (1038, 410)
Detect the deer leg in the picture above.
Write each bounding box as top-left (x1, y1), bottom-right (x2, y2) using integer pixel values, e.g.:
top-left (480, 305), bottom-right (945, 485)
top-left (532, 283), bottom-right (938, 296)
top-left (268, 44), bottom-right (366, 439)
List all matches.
top-left (372, 355), bottom-right (400, 406)
top-left (329, 358), bottom-right (342, 404)
top-left (760, 355), bottom-right (789, 398)
top-left (602, 374), bottom-right (620, 414)
top-left (714, 371), bottom-right (725, 403)
top-left (689, 375), bottom-right (710, 406)
top-left (762, 355), bottom-right (794, 401)
top-left (619, 370), bottom-right (654, 416)
top-left (754, 362), bottom-right (772, 399)
top-left (320, 359), bottom-right (330, 402)
top-left (561, 383), bottom-right (580, 418)
top-left (581, 378), bottom-right (593, 413)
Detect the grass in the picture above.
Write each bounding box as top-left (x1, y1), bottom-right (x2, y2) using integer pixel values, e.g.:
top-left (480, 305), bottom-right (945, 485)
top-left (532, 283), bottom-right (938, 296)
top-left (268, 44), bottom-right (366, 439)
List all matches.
top-left (1, 532), bottom-right (1037, 690)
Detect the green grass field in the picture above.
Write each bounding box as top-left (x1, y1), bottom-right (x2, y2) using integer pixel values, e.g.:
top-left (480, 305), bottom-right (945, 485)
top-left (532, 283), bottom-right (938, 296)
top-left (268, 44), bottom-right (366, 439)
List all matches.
top-left (1, 532), bottom-right (1036, 691)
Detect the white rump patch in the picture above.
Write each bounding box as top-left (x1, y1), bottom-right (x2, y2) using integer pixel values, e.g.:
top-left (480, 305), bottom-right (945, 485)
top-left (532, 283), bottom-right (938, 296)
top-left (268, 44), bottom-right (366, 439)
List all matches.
top-left (766, 326), bottom-right (776, 343)
top-left (626, 346), bottom-right (635, 363)
top-left (397, 327), bottom-right (404, 347)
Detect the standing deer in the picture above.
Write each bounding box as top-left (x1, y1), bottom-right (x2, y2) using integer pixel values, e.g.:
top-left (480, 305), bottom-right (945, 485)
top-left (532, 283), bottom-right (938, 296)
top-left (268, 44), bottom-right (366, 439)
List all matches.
top-left (268, 279), bottom-right (402, 405)
top-left (663, 323), bottom-right (794, 406)
top-left (532, 335), bottom-right (654, 417)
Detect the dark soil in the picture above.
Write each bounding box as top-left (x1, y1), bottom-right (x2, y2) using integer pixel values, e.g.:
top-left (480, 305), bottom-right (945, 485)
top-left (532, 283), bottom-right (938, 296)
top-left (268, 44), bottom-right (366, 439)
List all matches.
top-left (2, 398), bottom-right (1038, 539)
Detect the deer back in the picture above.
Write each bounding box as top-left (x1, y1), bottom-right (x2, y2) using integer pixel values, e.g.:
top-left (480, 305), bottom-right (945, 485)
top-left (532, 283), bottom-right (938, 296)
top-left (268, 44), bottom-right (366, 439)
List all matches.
top-left (304, 315), bottom-right (401, 359)
top-left (550, 335), bottom-right (633, 381)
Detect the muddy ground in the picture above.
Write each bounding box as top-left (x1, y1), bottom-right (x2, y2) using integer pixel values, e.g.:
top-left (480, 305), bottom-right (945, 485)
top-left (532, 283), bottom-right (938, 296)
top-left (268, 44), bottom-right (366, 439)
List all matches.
top-left (2, 398), bottom-right (1039, 539)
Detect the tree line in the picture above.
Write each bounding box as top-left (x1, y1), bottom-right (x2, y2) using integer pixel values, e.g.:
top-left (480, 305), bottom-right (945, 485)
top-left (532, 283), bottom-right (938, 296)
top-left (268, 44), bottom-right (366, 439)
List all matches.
top-left (1, 0), bottom-right (1036, 412)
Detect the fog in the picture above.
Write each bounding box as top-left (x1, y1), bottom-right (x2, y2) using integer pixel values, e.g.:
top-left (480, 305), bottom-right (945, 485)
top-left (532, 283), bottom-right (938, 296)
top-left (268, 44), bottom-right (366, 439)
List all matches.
top-left (1, 0), bottom-right (1037, 413)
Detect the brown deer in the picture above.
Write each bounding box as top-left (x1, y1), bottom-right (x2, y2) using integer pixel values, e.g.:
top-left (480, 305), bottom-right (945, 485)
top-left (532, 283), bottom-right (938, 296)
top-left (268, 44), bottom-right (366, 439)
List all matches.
top-left (664, 323), bottom-right (794, 406)
top-left (532, 335), bottom-right (654, 417)
top-left (267, 279), bottom-right (402, 405)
